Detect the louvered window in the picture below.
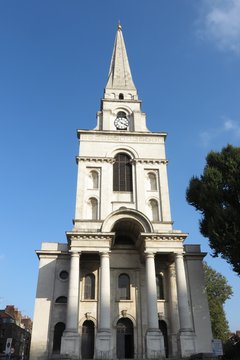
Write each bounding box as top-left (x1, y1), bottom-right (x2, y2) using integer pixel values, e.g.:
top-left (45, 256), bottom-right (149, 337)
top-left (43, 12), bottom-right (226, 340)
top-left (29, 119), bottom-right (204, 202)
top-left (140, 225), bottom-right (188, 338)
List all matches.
top-left (113, 153), bottom-right (132, 191)
top-left (156, 274), bottom-right (164, 300)
top-left (84, 274), bottom-right (95, 299)
top-left (118, 273), bottom-right (130, 300)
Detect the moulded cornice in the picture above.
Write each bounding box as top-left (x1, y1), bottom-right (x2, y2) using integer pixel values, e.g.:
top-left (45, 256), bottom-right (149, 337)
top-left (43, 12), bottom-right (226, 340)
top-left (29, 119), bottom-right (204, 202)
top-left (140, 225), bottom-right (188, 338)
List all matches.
top-left (36, 250), bottom-right (69, 259)
top-left (133, 159), bottom-right (168, 165)
top-left (142, 233), bottom-right (188, 242)
top-left (66, 232), bottom-right (115, 241)
top-left (77, 129), bottom-right (167, 139)
top-left (184, 252), bottom-right (207, 260)
top-left (76, 156), bottom-right (168, 165)
top-left (76, 156), bottom-right (115, 164)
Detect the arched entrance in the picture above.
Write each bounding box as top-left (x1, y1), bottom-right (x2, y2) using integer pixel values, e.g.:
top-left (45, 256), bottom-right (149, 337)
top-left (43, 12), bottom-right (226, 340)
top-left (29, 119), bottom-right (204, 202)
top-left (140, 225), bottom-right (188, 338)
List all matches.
top-left (52, 322), bottom-right (65, 354)
top-left (116, 318), bottom-right (134, 359)
top-left (159, 320), bottom-right (168, 358)
top-left (81, 320), bottom-right (95, 359)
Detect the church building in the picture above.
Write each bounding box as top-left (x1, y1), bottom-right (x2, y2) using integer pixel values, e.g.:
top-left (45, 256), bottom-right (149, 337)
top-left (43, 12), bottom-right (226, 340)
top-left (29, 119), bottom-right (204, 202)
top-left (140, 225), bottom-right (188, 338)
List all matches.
top-left (30, 24), bottom-right (213, 360)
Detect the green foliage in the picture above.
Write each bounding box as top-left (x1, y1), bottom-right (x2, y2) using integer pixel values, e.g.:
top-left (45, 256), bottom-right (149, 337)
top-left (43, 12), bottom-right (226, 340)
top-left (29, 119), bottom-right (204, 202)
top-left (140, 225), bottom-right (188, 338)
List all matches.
top-left (186, 145), bottom-right (240, 275)
top-left (204, 263), bottom-right (232, 342)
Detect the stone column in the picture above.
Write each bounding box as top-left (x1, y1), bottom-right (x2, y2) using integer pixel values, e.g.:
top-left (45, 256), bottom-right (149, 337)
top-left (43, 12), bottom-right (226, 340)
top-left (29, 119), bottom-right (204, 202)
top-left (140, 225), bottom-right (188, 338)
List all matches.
top-left (95, 251), bottom-right (112, 359)
top-left (66, 252), bottom-right (81, 331)
top-left (175, 253), bottom-right (196, 357)
top-left (168, 262), bottom-right (180, 357)
top-left (99, 252), bottom-right (111, 330)
top-left (145, 252), bottom-right (165, 359)
top-left (61, 251), bottom-right (81, 357)
top-left (145, 252), bottom-right (159, 329)
top-left (175, 253), bottom-right (193, 332)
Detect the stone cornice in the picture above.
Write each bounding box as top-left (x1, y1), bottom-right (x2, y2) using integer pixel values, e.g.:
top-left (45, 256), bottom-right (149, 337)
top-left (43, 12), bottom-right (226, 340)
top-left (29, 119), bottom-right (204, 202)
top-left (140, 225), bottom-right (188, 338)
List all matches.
top-left (101, 98), bottom-right (142, 104)
top-left (76, 156), bottom-right (115, 164)
top-left (36, 250), bottom-right (69, 259)
top-left (66, 232), bottom-right (115, 241)
top-left (142, 233), bottom-right (188, 242)
top-left (76, 156), bottom-right (168, 165)
top-left (77, 129), bottom-right (167, 139)
top-left (184, 252), bottom-right (207, 260)
top-left (133, 159), bottom-right (168, 165)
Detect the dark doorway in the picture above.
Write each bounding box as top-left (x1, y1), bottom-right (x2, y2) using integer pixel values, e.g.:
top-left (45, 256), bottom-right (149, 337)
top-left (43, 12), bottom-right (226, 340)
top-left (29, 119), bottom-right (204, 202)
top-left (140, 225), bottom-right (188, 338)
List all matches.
top-left (52, 322), bottom-right (65, 354)
top-left (81, 320), bottom-right (95, 359)
top-left (159, 320), bottom-right (169, 358)
top-left (116, 318), bottom-right (134, 358)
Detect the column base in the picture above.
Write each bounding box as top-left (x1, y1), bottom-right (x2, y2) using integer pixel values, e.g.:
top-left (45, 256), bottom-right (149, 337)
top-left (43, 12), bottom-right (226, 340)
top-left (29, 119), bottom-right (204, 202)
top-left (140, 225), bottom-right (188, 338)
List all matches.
top-left (60, 331), bottom-right (80, 359)
top-left (177, 330), bottom-right (196, 358)
top-left (145, 329), bottom-right (165, 359)
top-left (95, 330), bottom-right (112, 359)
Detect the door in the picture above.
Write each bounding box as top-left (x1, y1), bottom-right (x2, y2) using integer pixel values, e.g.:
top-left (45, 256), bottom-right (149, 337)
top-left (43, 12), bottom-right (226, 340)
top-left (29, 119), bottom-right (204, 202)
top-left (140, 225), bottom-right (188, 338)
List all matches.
top-left (81, 320), bottom-right (94, 359)
top-left (116, 318), bottom-right (134, 358)
top-left (159, 320), bottom-right (169, 358)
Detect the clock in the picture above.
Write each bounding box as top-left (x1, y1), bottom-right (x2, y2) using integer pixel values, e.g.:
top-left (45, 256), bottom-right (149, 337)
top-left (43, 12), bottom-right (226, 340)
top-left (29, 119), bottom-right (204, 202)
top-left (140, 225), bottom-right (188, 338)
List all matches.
top-left (114, 116), bottom-right (129, 130)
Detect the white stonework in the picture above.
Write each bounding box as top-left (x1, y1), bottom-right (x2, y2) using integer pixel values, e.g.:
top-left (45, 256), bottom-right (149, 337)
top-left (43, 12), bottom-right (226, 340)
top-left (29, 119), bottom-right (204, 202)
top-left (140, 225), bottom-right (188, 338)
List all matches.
top-left (30, 24), bottom-right (213, 360)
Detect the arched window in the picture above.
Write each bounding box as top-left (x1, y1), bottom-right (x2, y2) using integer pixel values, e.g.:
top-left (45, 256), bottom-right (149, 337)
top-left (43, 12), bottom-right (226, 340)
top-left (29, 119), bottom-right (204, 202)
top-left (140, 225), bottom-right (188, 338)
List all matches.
top-left (156, 274), bottom-right (164, 300)
top-left (55, 296), bottom-right (67, 304)
top-left (119, 93), bottom-right (124, 100)
top-left (113, 153), bottom-right (132, 191)
top-left (88, 197), bottom-right (98, 220)
top-left (147, 172), bottom-right (157, 191)
top-left (52, 322), bottom-right (65, 354)
top-left (118, 273), bottom-right (130, 300)
top-left (84, 274), bottom-right (95, 299)
top-left (89, 170), bottom-right (99, 189)
top-left (149, 199), bottom-right (159, 221)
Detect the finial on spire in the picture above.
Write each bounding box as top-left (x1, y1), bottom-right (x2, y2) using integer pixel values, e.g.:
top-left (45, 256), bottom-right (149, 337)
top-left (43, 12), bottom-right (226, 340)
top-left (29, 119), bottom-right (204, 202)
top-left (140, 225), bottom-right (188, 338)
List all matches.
top-left (118, 20), bottom-right (122, 30)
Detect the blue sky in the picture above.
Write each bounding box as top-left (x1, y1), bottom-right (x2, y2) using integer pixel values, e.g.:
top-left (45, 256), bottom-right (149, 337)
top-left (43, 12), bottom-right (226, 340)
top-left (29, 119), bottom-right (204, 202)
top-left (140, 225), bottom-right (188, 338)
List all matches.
top-left (0, 0), bottom-right (240, 332)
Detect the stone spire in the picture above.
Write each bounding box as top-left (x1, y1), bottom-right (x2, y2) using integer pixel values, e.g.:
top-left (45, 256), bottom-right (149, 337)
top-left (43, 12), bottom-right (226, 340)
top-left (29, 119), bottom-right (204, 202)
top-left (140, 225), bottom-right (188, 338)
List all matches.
top-left (105, 23), bottom-right (136, 92)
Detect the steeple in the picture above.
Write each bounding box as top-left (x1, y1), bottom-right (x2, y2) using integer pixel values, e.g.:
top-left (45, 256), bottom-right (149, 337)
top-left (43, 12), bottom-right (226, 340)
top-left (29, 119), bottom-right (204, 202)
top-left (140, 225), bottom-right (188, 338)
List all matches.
top-left (96, 24), bottom-right (148, 132)
top-left (104, 23), bottom-right (137, 96)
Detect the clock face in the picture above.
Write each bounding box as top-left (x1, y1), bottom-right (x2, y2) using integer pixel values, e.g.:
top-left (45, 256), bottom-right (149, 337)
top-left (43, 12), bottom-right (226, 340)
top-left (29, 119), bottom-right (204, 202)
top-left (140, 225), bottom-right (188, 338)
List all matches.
top-left (114, 117), bottom-right (129, 130)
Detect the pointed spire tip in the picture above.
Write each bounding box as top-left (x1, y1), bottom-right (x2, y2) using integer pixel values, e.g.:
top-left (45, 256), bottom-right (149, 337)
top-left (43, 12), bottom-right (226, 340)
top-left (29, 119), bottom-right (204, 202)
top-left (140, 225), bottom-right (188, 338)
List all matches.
top-left (118, 20), bottom-right (122, 31)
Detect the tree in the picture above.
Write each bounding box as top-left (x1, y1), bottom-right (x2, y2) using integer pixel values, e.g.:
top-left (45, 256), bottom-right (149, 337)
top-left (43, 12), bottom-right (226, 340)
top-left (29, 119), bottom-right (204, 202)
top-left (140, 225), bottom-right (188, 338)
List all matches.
top-left (203, 263), bottom-right (232, 342)
top-left (186, 145), bottom-right (240, 275)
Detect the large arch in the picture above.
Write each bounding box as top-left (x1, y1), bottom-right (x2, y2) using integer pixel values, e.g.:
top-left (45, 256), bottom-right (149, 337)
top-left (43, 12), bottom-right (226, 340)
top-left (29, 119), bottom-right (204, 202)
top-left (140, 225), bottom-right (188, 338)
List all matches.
top-left (107, 145), bottom-right (139, 159)
top-left (101, 208), bottom-right (153, 234)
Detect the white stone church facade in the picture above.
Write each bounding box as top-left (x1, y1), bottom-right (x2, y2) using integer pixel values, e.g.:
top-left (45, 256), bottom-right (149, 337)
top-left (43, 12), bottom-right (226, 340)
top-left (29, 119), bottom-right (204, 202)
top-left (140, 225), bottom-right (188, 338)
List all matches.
top-left (30, 25), bottom-right (213, 360)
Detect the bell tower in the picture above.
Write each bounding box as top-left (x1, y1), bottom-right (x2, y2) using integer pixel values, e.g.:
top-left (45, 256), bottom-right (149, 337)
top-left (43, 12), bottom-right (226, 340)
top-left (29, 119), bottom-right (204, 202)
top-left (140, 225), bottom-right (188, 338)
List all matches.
top-left (73, 23), bottom-right (173, 235)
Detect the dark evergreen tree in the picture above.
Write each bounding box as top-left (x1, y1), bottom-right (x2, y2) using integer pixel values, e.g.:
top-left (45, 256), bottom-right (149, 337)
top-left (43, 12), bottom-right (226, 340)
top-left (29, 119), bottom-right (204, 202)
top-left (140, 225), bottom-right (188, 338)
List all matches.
top-left (186, 145), bottom-right (240, 275)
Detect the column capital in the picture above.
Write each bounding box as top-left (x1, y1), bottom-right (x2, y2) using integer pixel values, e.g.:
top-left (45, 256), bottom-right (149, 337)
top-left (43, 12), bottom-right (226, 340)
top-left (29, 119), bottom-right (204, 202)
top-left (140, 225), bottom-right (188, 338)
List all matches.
top-left (69, 251), bottom-right (81, 257)
top-left (100, 251), bottom-right (110, 257)
top-left (175, 252), bottom-right (184, 259)
top-left (145, 252), bottom-right (155, 259)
